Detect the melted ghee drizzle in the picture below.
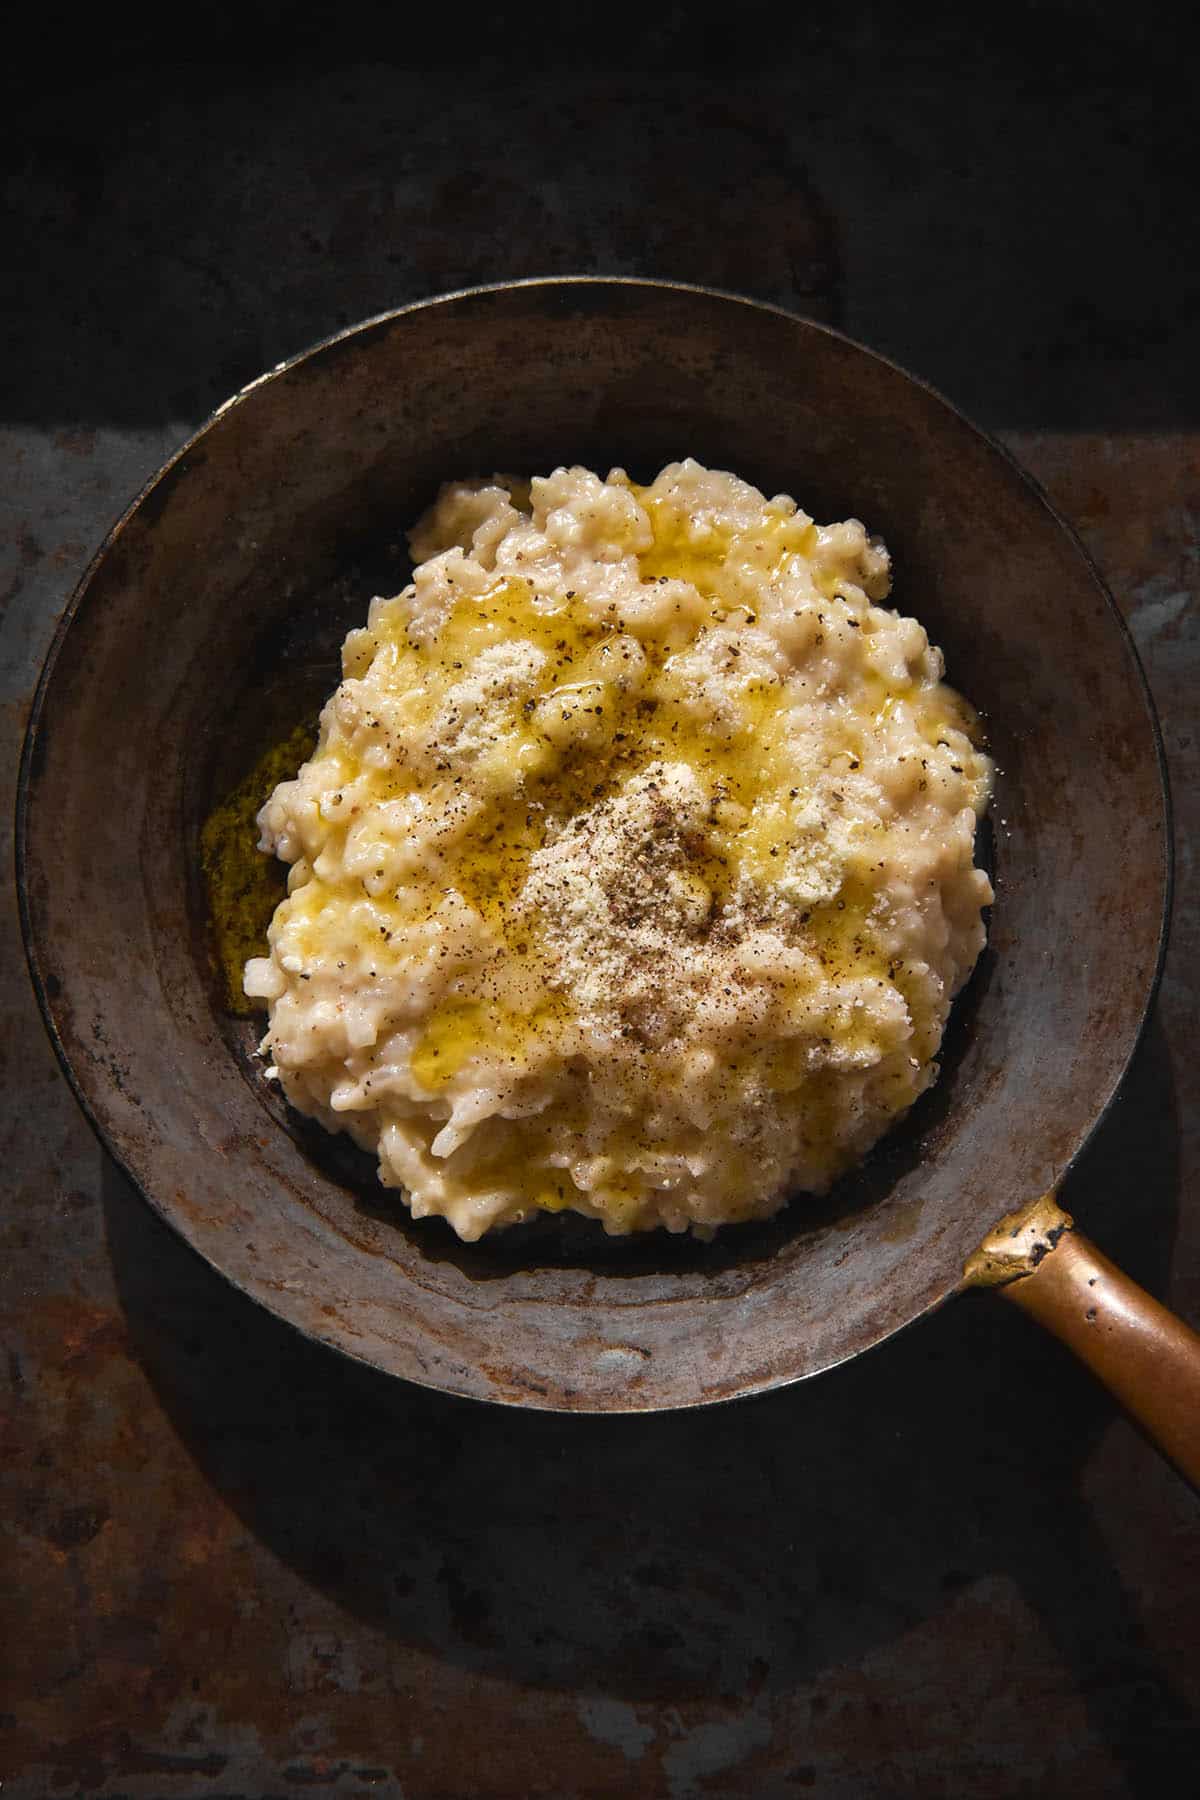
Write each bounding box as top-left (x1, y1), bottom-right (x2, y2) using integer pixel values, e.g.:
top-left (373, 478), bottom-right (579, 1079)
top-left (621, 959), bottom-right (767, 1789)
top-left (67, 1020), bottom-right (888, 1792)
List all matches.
top-left (201, 719), bottom-right (317, 1013)
top-left (391, 496), bottom-right (895, 1100)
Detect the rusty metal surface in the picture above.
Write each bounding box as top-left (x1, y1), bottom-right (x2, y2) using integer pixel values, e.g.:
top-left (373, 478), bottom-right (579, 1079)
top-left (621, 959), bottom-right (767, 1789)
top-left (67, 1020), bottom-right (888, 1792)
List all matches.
top-left (4, 25), bottom-right (1199, 1799)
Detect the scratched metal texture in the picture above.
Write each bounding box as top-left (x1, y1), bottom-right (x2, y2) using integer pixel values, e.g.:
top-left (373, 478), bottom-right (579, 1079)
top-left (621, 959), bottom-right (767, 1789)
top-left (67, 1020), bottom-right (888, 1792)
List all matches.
top-left (3, 13), bottom-right (1198, 1799)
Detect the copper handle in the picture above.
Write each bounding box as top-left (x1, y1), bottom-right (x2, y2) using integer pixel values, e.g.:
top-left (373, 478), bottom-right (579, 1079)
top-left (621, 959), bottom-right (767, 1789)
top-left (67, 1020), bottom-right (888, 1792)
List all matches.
top-left (965, 1194), bottom-right (1200, 1489)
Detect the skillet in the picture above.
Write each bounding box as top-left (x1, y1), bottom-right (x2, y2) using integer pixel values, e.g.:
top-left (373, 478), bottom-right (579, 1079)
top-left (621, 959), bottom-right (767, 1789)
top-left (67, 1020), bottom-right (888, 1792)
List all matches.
top-left (17, 279), bottom-right (1197, 1477)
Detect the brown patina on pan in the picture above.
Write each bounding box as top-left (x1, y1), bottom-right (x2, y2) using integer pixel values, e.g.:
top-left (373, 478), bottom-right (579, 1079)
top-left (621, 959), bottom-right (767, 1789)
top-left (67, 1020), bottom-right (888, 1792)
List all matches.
top-left (16, 280), bottom-right (1198, 1477)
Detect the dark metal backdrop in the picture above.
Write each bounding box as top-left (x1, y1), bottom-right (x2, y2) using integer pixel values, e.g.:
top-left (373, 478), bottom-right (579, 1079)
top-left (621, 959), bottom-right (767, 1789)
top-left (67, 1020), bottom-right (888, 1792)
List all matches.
top-left (3, 15), bottom-right (1198, 1797)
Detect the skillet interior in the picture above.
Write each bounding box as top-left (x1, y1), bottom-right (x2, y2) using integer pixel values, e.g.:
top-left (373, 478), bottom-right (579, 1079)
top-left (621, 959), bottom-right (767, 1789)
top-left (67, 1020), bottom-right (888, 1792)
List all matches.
top-left (18, 279), bottom-right (1169, 1410)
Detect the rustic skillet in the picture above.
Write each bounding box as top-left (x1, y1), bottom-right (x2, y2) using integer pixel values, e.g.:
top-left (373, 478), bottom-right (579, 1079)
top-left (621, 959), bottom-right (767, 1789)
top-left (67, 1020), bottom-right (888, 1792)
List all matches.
top-left (17, 280), bottom-right (1198, 1477)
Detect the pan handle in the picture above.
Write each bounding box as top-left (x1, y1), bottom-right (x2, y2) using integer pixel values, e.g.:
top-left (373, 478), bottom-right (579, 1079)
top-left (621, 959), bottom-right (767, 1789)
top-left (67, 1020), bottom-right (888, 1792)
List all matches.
top-left (964, 1194), bottom-right (1200, 1488)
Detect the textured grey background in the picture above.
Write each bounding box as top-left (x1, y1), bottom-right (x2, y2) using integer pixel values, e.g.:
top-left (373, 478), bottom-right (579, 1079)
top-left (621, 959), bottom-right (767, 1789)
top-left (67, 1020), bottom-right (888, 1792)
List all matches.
top-left (3, 8), bottom-right (1198, 1796)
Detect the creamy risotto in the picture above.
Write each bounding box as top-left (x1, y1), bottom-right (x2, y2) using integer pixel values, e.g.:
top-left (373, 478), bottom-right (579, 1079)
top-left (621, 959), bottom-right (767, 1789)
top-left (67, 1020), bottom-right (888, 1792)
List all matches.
top-left (244, 461), bottom-right (993, 1240)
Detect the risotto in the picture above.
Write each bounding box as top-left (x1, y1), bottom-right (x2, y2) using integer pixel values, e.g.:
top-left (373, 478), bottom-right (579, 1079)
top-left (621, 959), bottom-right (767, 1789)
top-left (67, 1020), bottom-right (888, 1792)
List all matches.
top-left (244, 461), bottom-right (993, 1239)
